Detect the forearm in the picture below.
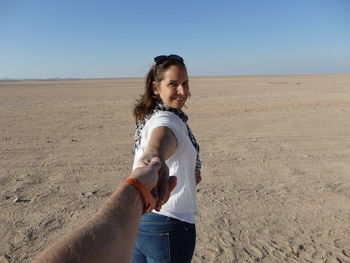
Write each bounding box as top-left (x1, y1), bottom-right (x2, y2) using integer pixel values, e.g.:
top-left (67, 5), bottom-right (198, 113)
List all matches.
top-left (32, 183), bottom-right (143, 263)
top-left (143, 127), bottom-right (177, 161)
top-left (144, 145), bottom-right (165, 161)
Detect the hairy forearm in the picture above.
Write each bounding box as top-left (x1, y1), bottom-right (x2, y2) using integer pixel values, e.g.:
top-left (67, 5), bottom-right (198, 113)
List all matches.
top-left (32, 183), bottom-right (143, 263)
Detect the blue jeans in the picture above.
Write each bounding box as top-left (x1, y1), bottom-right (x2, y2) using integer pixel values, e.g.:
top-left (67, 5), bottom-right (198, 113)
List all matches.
top-left (132, 213), bottom-right (196, 263)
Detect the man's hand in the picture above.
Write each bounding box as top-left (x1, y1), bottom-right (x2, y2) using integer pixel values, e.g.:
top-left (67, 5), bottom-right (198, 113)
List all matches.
top-left (132, 157), bottom-right (176, 212)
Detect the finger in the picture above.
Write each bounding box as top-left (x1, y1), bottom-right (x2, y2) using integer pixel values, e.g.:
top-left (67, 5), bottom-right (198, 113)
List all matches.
top-left (159, 176), bottom-right (177, 206)
top-left (147, 194), bottom-right (156, 213)
top-left (148, 157), bottom-right (161, 171)
top-left (168, 176), bottom-right (177, 193)
top-left (137, 159), bottom-right (149, 168)
top-left (151, 187), bottom-right (158, 200)
top-left (154, 199), bottom-right (163, 212)
top-left (153, 185), bottom-right (162, 212)
top-left (157, 167), bottom-right (169, 203)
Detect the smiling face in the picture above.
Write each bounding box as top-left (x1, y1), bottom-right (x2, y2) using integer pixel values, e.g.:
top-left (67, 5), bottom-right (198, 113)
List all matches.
top-left (153, 65), bottom-right (189, 110)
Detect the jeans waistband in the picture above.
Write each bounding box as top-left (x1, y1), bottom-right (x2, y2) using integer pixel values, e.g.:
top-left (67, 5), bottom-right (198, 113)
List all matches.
top-left (140, 213), bottom-right (191, 224)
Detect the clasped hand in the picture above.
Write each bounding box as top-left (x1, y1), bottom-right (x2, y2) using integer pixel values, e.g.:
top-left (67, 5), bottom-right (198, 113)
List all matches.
top-left (132, 157), bottom-right (177, 212)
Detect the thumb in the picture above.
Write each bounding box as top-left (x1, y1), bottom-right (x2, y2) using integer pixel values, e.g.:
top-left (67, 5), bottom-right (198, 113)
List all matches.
top-left (148, 157), bottom-right (161, 171)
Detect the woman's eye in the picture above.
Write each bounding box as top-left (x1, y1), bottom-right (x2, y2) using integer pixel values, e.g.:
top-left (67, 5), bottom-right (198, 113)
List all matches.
top-left (169, 82), bottom-right (177, 87)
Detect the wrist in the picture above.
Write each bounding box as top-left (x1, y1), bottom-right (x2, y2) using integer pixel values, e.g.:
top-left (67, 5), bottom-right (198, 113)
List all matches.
top-left (144, 147), bottom-right (165, 162)
top-left (123, 178), bottom-right (150, 214)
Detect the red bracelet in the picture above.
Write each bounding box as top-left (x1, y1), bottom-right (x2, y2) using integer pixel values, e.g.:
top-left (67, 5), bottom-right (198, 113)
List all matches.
top-left (123, 178), bottom-right (150, 214)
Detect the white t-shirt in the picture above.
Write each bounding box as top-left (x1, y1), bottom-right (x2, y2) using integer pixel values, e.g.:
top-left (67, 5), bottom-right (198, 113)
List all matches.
top-left (132, 111), bottom-right (197, 223)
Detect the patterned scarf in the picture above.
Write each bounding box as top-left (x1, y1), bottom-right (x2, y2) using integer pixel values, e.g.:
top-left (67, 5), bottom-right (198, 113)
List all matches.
top-left (133, 102), bottom-right (201, 174)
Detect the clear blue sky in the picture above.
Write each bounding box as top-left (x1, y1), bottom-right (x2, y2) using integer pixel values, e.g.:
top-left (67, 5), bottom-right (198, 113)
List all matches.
top-left (1, 0), bottom-right (350, 79)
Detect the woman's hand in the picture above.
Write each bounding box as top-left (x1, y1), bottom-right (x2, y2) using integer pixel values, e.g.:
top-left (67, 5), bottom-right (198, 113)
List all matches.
top-left (132, 157), bottom-right (177, 212)
top-left (136, 154), bottom-right (176, 212)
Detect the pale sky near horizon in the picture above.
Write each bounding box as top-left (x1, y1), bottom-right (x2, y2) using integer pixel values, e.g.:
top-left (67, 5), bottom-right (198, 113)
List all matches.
top-left (1, 0), bottom-right (350, 79)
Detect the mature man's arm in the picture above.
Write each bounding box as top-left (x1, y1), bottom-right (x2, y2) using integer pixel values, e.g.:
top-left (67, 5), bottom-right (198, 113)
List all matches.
top-left (32, 157), bottom-right (175, 263)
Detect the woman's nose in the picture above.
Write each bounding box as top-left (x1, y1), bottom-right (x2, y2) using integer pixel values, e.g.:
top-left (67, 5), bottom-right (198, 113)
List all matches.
top-left (177, 85), bottom-right (186, 95)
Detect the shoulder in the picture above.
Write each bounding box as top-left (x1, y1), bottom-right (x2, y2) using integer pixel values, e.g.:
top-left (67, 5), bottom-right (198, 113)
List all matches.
top-left (149, 111), bottom-right (182, 123)
top-left (143, 111), bottom-right (186, 140)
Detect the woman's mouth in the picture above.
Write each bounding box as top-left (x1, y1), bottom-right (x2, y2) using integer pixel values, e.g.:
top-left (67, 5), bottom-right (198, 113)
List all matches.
top-left (174, 97), bottom-right (186, 101)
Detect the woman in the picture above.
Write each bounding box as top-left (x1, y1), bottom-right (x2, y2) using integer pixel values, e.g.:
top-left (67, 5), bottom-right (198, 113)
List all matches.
top-left (132, 55), bottom-right (201, 263)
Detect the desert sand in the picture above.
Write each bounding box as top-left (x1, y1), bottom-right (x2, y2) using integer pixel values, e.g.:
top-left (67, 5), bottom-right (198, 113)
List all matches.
top-left (1, 74), bottom-right (350, 263)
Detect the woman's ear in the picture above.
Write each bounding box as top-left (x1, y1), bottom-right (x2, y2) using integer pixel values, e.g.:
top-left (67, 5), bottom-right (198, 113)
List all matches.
top-left (152, 81), bottom-right (159, 95)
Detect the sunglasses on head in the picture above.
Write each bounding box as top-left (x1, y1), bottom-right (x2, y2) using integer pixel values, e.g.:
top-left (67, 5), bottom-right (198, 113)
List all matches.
top-left (154, 54), bottom-right (184, 65)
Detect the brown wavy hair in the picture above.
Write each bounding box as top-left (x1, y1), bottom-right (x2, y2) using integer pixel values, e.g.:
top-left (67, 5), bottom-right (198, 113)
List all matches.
top-left (133, 58), bottom-right (187, 122)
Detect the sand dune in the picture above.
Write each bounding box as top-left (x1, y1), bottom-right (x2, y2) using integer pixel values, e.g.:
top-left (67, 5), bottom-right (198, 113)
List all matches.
top-left (1, 74), bottom-right (350, 262)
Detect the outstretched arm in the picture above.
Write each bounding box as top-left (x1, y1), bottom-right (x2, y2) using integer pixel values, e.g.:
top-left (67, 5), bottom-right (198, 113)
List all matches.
top-left (137, 126), bottom-right (178, 210)
top-left (32, 157), bottom-right (176, 263)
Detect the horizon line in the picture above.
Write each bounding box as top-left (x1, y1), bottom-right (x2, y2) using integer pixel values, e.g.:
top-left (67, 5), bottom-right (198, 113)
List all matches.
top-left (1, 72), bottom-right (350, 82)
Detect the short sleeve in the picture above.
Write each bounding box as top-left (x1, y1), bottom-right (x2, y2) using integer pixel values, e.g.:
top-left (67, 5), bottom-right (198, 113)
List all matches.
top-left (141, 112), bottom-right (184, 152)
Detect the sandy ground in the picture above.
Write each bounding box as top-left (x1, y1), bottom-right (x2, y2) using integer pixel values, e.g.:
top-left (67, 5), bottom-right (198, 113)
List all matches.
top-left (1, 74), bottom-right (350, 263)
